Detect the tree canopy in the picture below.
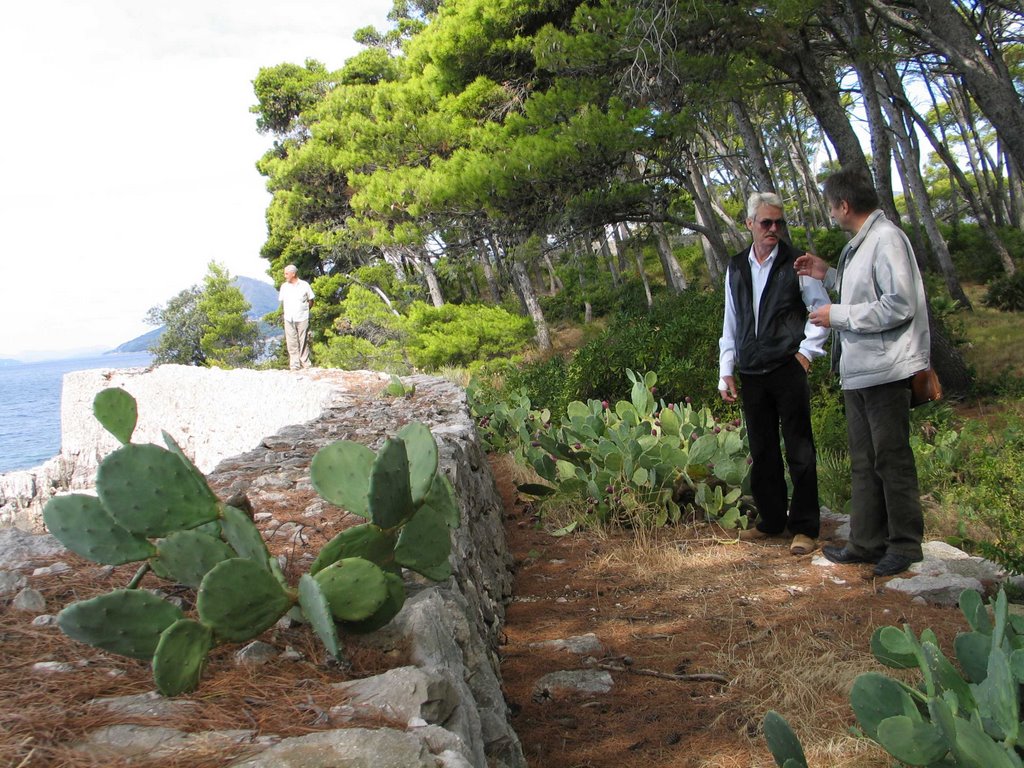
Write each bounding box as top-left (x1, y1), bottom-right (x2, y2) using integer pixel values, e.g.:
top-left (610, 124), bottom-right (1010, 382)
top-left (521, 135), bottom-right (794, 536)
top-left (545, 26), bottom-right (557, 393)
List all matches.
top-left (250, 0), bottom-right (1024, 370)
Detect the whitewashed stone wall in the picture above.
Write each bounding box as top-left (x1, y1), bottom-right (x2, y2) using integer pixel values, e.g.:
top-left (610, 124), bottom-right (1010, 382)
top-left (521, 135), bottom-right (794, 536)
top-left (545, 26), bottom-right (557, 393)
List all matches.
top-left (0, 365), bottom-right (389, 530)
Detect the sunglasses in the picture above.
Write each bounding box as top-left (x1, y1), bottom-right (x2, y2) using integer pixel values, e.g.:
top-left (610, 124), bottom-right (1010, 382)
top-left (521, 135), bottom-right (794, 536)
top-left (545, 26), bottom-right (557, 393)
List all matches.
top-left (757, 218), bottom-right (787, 230)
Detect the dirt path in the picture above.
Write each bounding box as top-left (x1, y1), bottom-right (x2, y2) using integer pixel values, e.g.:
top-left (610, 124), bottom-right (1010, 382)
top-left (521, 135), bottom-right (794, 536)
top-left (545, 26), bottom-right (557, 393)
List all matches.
top-left (491, 457), bottom-right (973, 768)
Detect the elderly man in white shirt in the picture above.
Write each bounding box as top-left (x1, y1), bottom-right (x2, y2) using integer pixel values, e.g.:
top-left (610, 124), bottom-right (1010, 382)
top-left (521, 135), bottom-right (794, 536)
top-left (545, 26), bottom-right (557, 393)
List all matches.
top-left (719, 192), bottom-right (829, 556)
top-left (278, 264), bottom-right (315, 370)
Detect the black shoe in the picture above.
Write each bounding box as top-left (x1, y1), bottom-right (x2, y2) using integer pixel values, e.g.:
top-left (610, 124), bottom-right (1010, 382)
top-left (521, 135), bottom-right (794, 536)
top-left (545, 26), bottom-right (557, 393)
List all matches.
top-left (822, 545), bottom-right (878, 565)
top-left (873, 553), bottom-right (915, 577)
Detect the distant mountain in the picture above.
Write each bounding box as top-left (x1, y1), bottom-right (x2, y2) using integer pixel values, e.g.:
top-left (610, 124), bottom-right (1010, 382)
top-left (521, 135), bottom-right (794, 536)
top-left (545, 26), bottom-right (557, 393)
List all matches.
top-left (112, 276), bottom-right (281, 354)
top-left (235, 276), bottom-right (281, 318)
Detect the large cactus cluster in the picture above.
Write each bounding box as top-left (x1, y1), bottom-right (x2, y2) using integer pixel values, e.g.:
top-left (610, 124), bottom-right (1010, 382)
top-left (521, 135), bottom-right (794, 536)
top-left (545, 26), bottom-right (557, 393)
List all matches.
top-left (44, 387), bottom-right (459, 695)
top-left (472, 369), bottom-right (750, 527)
top-left (764, 587), bottom-right (1024, 767)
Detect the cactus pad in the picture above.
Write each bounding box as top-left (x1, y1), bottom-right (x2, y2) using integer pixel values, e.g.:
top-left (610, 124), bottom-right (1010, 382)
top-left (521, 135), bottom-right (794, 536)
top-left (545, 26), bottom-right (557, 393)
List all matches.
top-left (92, 387), bottom-right (137, 445)
top-left (368, 438), bottom-right (414, 530)
top-left (197, 558), bottom-right (293, 643)
top-left (869, 626), bottom-right (919, 669)
top-left (154, 530), bottom-right (236, 588)
top-left (313, 558), bottom-right (388, 622)
top-left (310, 440), bottom-right (374, 518)
top-left (43, 493), bottom-right (156, 565)
top-left (152, 619), bottom-right (213, 696)
top-left (849, 672), bottom-right (920, 741)
top-left (220, 505), bottom-right (271, 569)
top-left (341, 571), bottom-right (406, 635)
top-left (394, 502), bottom-right (451, 579)
top-left (309, 523), bottom-right (396, 575)
top-left (762, 711), bottom-right (808, 768)
top-left (423, 473), bottom-right (461, 529)
top-left (97, 443), bottom-right (220, 536)
top-left (396, 422), bottom-right (438, 505)
top-left (58, 589), bottom-right (184, 659)
top-left (162, 430), bottom-right (219, 506)
top-left (297, 574), bottom-right (341, 659)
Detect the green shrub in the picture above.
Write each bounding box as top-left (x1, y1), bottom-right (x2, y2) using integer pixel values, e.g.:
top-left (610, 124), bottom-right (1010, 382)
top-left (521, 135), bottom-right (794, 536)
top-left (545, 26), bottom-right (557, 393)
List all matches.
top-left (565, 289), bottom-right (726, 412)
top-left (943, 222), bottom-right (1024, 283)
top-left (815, 448), bottom-right (851, 515)
top-left (807, 227), bottom-right (849, 262)
top-left (984, 271), bottom-right (1024, 312)
top-left (501, 355), bottom-right (572, 417)
top-left (314, 284), bottom-right (409, 372)
top-left (949, 420), bottom-right (1024, 574)
top-left (403, 301), bottom-right (534, 370)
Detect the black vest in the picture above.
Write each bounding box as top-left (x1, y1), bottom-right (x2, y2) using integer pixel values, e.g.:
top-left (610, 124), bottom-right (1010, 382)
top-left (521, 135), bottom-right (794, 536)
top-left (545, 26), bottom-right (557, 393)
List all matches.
top-left (727, 241), bottom-right (808, 375)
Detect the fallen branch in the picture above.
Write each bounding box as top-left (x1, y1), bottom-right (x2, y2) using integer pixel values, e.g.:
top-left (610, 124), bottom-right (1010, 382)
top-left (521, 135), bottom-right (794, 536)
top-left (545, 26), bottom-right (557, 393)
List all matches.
top-left (594, 661), bottom-right (730, 685)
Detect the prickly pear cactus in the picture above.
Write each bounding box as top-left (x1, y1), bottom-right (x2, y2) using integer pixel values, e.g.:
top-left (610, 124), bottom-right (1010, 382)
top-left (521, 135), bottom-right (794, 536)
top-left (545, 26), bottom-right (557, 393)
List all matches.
top-left (49, 388), bottom-right (461, 696)
top-left (762, 710), bottom-right (808, 768)
top-left (768, 587), bottom-right (1024, 767)
top-left (92, 387), bottom-right (137, 445)
top-left (57, 589), bottom-right (185, 660)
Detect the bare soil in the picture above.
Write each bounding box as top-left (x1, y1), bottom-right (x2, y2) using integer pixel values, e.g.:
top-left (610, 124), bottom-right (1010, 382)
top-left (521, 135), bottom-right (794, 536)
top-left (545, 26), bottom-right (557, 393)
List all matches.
top-left (1, 455), bottom-right (978, 768)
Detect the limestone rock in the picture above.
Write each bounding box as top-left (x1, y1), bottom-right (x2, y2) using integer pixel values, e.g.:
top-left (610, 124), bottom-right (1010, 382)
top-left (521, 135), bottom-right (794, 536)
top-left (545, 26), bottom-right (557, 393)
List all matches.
top-left (228, 727), bottom-right (437, 768)
top-left (331, 666), bottom-right (457, 726)
top-left (533, 670), bottom-right (614, 702)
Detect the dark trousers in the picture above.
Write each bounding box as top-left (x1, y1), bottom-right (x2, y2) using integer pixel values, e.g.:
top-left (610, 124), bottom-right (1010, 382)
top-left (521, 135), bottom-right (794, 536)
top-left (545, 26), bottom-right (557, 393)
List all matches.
top-left (739, 358), bottom-right (820, 537)
top-left (843, 380), bottom-right (924, 560)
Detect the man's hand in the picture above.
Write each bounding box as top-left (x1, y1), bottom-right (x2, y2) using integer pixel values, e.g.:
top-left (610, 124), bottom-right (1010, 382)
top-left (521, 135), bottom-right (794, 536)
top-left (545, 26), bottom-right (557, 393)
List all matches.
top-left (719, 376), bottom-right (738, 403)
top-left (794, 253), bottom-right (829, 280)
top-left (808, 305), bottom-right (832, 328)
top-left (795, 352), bottom-right (810, 372)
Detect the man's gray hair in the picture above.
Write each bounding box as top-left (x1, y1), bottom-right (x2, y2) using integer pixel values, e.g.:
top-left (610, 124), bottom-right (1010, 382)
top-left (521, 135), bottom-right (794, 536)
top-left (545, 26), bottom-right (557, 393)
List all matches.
top-left (746, 192), bottom-right (785, 220)
top-left (283, 264), bottom-right (298, 274)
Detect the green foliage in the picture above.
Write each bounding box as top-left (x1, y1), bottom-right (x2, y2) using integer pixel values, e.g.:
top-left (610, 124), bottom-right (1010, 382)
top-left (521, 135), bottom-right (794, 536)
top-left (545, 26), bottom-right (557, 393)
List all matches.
top-left (564, 289), bottom-right (725, 413)
top-left (383, 374), bottom-right (416, 398)
top-left (197, 262), bottom-right (262, 368)
top-left (145, 263), bottom-right (261, 369)
top-left (313, 284), bottom-right (409, 372)
top-left (944, 223), bottom-right (1024, 284)
top-left (807, 227), bottom-right (850, 263)
top-left (250, 59), bottom-right (335, 136)
top-left (402, 301), bottom-right (534, 370)
top-left (468, 369), bottom-right (751, 529)
top-left (985, 271), bottom-right (1024, 312)
top-left (809, 379), bottom-right (847, 456)
top-left (499, 354), bottom-right (572, 418)
top-left (46, 389), bottom-right (459, 696)
top-left (766, 588), bottom-right (1024, 767)
top-left (815, 448), bottom-right (851, 516)
top-left (312, 280), bottom-right (533, 373)
top-left (146, 286), bottom-right (207, 366)
top-left (947, 418), bottom-right (1024, 575)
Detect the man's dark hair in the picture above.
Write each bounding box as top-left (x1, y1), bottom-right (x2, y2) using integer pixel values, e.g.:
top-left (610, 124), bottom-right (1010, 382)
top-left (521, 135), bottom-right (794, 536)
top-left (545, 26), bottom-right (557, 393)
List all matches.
top-left (822, 167), bottom-right (879, 214)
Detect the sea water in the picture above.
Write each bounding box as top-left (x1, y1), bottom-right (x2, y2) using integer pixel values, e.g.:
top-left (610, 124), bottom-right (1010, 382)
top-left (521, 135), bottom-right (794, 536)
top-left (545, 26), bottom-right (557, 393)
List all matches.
top-left (0, 352), bottom-right (153, 473)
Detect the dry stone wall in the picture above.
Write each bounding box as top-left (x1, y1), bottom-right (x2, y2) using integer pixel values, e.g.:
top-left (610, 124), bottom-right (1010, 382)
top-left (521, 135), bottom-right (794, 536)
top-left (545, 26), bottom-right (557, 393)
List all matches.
top-left (0, 365), bottom-right (525, 767)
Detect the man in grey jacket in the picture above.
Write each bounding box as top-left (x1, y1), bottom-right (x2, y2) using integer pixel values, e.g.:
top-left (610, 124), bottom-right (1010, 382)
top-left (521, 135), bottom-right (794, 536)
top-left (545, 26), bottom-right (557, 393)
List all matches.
top-left (794, 167), bottom-right (929, 577)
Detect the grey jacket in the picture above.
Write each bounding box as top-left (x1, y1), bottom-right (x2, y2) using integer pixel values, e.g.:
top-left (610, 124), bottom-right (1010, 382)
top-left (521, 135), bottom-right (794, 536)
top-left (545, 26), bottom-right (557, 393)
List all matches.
top-left (824, 210), bottom-right (930, 390)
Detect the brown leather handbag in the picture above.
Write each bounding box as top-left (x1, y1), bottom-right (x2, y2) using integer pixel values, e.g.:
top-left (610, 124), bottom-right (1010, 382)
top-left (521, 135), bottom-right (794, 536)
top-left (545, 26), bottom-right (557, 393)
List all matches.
top-left (910, 367), bottom-right (942, 408)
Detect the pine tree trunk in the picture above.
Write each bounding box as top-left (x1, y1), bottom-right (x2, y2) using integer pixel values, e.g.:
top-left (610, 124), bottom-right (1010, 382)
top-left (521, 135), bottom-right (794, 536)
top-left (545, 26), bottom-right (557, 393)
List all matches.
top-left (512, 260), bottom-right (551, 350)
top-left (652, 222), bottom-right (687, 293)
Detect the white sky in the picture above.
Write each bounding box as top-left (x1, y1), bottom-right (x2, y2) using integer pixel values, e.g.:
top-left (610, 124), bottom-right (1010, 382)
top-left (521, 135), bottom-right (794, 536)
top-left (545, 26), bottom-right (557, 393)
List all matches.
top-left (0, 0), bottom-right (394, 360)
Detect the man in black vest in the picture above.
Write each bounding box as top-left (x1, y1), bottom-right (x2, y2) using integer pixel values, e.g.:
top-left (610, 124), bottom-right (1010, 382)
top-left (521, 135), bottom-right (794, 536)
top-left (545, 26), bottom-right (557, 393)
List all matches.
top-left (718, 192), bottom-right (829, 555)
